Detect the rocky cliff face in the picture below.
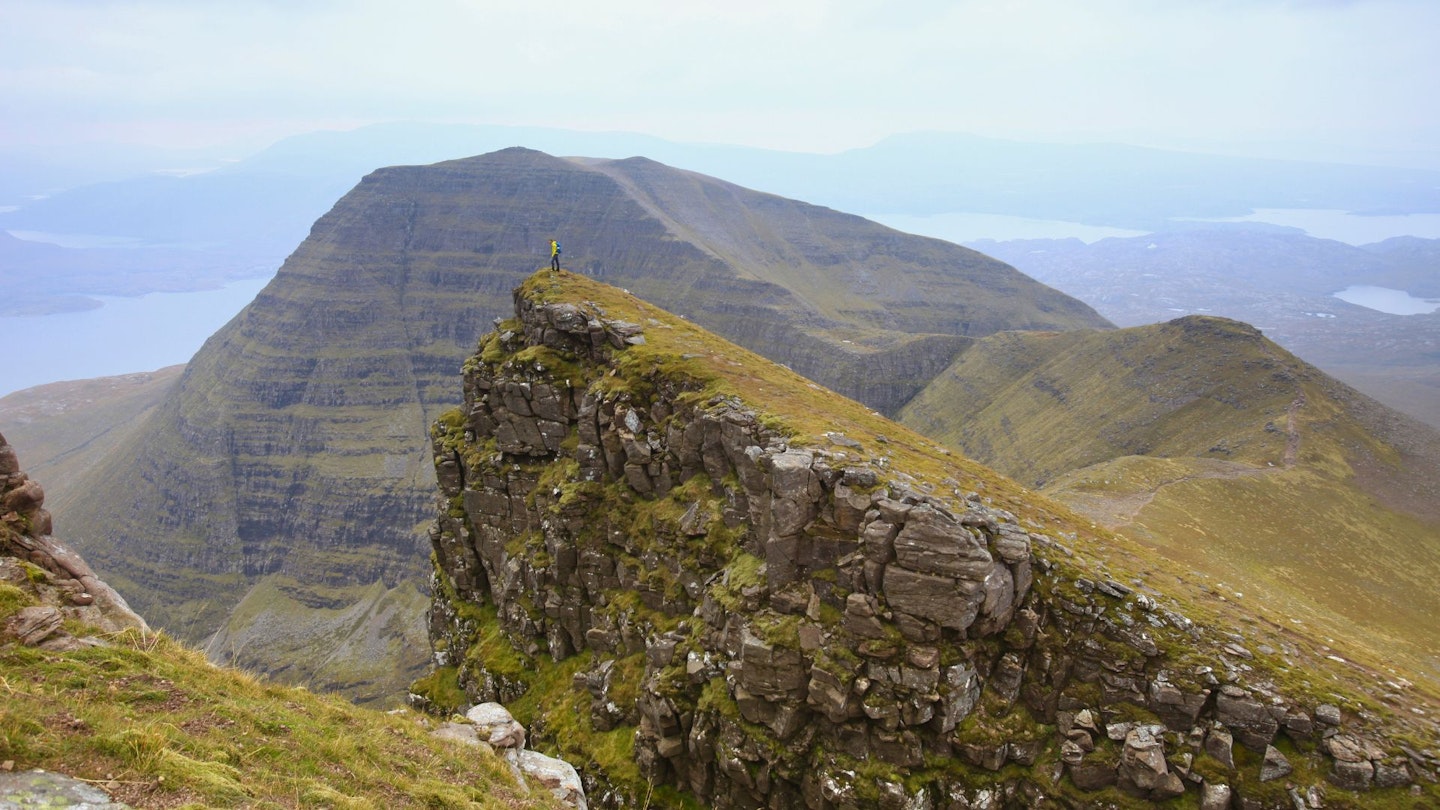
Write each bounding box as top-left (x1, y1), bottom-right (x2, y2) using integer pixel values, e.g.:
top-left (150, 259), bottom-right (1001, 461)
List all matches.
top-left (419, 272), bottom-right (1438, 809)
top-left (56, 147), bottom-right (1105, 703)
top-left (1, 431), bottom-right (148, 647)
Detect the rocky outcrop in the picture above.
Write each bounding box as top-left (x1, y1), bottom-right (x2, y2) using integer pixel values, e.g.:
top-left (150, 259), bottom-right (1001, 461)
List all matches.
top-left (431, 702), bottom-right (589, 809)
top-left (468, 703), bottom-right (588, 809)
top-left (1, 431), bottom-right (148, 647)
top-left (0, 434), bottom-right (149, 807)
top-left (0, 769), bottom-right (132, 809)
top-left (418, 273), bottom-right (1439, 808)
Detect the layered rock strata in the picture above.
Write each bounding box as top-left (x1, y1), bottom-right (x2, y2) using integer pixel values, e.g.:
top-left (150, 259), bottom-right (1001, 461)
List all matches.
top-left (421, 274), bottom-right (1437, 808)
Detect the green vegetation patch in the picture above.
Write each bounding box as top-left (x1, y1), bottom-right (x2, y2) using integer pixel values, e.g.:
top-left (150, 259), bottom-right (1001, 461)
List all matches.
top-left (0, 581), bottom-right (37, 620)
top-left (409, 666), bottom-right (468, 716)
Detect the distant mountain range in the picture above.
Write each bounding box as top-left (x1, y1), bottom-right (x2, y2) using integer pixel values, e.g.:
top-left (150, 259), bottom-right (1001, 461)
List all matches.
top-left (0, 229), bottom-right (269, 316)
top-left (5, 122), bottom-right (1440, 315)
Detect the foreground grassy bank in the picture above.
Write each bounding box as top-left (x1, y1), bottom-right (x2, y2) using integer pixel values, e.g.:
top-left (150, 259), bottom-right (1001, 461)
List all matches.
top-left (1, 579), bottom-right (557, 809)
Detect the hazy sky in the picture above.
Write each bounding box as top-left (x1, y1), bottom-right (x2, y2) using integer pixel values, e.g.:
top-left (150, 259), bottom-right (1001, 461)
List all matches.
top-left (3, 0), bottom-right (1438, 164)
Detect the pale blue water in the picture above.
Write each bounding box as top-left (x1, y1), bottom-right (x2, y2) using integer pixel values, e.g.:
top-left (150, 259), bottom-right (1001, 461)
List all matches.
top-left (6, 229), bottom-right (151, 249)
top-left (1333, 285), bottom-right (1440, 315)
top-left (0, 276), bottom-right (271, 397)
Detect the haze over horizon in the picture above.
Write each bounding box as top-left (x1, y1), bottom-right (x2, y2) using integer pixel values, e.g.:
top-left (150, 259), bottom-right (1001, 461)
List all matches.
top-left (4, 0), bottom-right (1440, 401)
top-left (3, 0), bottom-right (1439, 169)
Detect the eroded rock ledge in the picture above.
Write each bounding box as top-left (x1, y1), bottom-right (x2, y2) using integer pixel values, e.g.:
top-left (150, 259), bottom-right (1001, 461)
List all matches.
top-left (1, 432), bottom-right (148, 646)
top-left (418, 276), bottom-right (1438, 809)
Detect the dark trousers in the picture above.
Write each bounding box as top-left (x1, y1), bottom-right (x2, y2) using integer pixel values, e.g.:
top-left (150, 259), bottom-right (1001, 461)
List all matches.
top-left (551, 255), bottom-right (560, 271)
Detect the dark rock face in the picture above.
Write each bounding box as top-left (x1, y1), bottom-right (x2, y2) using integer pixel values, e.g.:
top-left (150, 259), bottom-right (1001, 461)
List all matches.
top-left (421, 277), bottom-right (1427, 809)
top-left (55, 148), bottom-right (1106, 700)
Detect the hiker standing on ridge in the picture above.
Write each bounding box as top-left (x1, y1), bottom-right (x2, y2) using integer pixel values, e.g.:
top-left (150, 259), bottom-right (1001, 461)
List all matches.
top-left (549, 238), bottom-right (561, 271)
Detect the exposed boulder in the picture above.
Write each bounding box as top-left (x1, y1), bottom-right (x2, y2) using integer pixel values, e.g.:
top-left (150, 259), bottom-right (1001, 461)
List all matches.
top-left (2, 605), bottom-right (63, 647)
top-left (1216, 685), bottom-right (1279, 751)
top-left (516, 750), bottom-right (588, 810)
top-left (439, 702), bottom-right (587, 810)
top-left (1199, 782), bottom-right (1233, 810)
top-left (1260, 745), bottom-right (1293, 782)
top-left (468, 702), bottom-right (527, 750)
top-left (1205, 724), bottom-right (1237, 770)
top-left (0, 770), bottom-right (131, 809)
top-left (1118, 724), bottom-right (1185, 799)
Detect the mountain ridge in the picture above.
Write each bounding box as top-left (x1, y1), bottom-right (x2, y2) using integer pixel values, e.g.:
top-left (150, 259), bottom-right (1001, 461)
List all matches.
top-left (415, 268), bottom-right (1440, 808)
top-left (8, 122), bottom-right (1438, 320)
top-left (898, 314), bottom-right (1440, 687)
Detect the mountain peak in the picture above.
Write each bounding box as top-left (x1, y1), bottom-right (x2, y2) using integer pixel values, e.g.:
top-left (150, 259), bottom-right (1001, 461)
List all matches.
top-left (439, 144), bottom-right (559, 164)
top-left (1166, 313), bottom-right (1265, 341)
top-left (57, 148), bottom-right (1107, 706)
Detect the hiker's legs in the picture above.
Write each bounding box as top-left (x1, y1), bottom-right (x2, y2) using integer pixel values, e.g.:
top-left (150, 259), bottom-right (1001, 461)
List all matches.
top-left (551, 255), bottom-right (560, 271)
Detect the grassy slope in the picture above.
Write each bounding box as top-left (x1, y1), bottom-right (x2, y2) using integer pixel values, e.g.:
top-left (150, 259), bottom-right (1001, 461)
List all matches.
top-left (512, 271), bottom-right (1046, 516)
top-left (0, 579), bottom-right (558, 810)
top-left (975, 231), bottom-right (1440, 435)
top-left (1324, 363), bottom-right (1440, 437)
top-left (899, 315), bottom-right (1440, 692)
top-left (587, 156), bottom-right (1109, 340)
top-left (424, 272), bottom-right (1439, 799)
top-left (0, 366), bottom-right (184, 510)
top-left (203, 575), bottom-right (431, 708)
top-left (898, 318), bottom-right (1307, 485)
